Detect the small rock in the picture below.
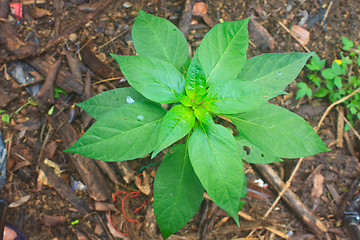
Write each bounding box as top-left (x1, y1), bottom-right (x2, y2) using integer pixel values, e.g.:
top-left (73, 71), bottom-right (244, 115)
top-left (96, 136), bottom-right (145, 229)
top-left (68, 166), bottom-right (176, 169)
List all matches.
top-left (123, 1), bottom-right (132, 8)
top-left (69, 33), bottom-right (77, 42)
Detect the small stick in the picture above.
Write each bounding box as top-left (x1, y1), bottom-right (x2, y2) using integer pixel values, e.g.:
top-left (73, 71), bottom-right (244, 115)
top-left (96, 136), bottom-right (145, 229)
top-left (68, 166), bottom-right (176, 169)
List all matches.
top-left (178, 0), bottom-right (194, 39)
top-left (337, 109), bottom-right (360, 141)
top-left (336, 106), bottom-right (345, 148)
top-left (316, 88), bottom-right (360, 131)
top-left (278, 21), bottom-right (311, 53)
top-left (322, 1), bottom-right (333, 26)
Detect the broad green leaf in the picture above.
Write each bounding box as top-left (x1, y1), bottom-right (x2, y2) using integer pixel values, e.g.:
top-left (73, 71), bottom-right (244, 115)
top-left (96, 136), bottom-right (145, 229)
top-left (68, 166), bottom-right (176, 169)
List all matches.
top-left (76, 87), bottom-right (151, 120)
top-left (185, 51), bottom-right (206, 103)
top-left (314, 88), bottom-right (329, 97)
top-left (331, 62), bottom-right (342, 76)
top-left (341, 36), bottom-right (353, 51)
top-left (152, 105), bottom-right (195, 157)
top-left (111, 54), bottom-right (185, 103)
top-left (203, 79), bottom-right (280, 114)
top-left (235, 135), bottom-right (282, 164)
top-left (237, 52), bottom-right (313, 91)
top-left (132, 10), bottom-right (188, 70)
top-left (334, 76), bottom-right (343, 89)
top-left (64, 102), bottom-right (166, 161)
top-left (188, 123), bottom-right (245, 225)
top-left (227, 103), bottom-right (329, 158)
top-left (321, 69), bottom-right (335, 80)
top-left (198, 19), bottom-right (249, 86)
top-left (296, 88), bottom-right (306, 99)
top-left (154, 144), bottom-right (204, 239)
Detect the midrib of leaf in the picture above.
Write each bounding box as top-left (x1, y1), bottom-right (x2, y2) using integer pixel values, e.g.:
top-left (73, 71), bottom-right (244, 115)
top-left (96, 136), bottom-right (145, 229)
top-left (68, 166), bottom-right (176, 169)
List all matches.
top-left (199, 123), bottom-right (237, 211)
top-left (206, 24), bottom-right (246, 82)
top-left (159, 112), bottom-right (191, 148)
top-left (230, 115), bottom-right (325, 149)
top-left (133, 64), bottom-right (176, 94)
top-left (73, 119), bottom-right (160, 152)
top-left (248, 56), bottom-right (307, 84)
top-left (144, 21), bottom-right (174, 65)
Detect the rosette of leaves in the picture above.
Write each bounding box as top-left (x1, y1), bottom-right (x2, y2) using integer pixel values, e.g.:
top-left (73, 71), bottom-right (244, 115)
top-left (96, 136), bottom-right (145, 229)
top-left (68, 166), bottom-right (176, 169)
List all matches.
top-left (65, 10), bottom-right (329, 239)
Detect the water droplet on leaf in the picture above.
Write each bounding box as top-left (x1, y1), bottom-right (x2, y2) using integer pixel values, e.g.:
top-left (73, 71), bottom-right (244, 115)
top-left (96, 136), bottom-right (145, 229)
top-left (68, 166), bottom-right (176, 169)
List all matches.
top-left (277, 71), bottom-right (282, 76)
top-left (126, 96), bottom-right (135, 103)
top-left (137, 115), bottom-right (144, 121)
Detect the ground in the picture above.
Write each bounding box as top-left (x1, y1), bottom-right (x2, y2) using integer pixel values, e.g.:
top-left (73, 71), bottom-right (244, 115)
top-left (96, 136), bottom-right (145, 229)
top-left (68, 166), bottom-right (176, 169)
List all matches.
top-left (0, 0), bottom-right (360, 239)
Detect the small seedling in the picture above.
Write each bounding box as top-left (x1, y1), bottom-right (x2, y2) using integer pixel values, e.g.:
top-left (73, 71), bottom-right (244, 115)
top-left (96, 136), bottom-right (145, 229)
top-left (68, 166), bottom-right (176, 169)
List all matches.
top-left (65, 10), bottom-right (328, 239)
top-left (297, 36), bottom-right (360, 129)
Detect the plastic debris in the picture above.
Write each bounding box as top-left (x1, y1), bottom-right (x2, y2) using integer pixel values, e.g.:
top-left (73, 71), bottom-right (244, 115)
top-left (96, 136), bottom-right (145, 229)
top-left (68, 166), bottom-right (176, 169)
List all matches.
top-left (0, 131), bottom-right (6, 190)
top-left (7, 61), bottom-right (42, 99)
top-left (71, 177), bottom-right (87, 191)
top-left (9, 2), bottom-right (22, 19)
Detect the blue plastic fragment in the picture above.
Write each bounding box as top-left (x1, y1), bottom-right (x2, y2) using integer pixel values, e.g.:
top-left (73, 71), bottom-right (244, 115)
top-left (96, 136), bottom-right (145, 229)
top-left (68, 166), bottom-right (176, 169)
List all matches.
top-left (0, 131), bottom-right (7, 190)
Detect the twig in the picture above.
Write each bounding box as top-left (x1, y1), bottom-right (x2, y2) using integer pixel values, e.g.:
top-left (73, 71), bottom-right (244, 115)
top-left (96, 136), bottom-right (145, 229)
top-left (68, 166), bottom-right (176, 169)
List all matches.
top-left (178, 0), bottom-right (194, 39)
top-left (316, 88), bottom-right (360, 131)
top-left (92, 77), bottom-right (125, 85)
top-left (278, 21), bottom-right (311, 53)
top-left (337, 109), bottom-right (360, 141)
top-left (322, 1), bottom-right (333, 26)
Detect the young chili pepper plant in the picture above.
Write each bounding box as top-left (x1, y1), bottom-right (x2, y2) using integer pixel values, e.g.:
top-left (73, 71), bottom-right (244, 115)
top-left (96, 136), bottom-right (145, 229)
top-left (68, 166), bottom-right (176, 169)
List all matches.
top-left (65, 10), bottom-right (329, 239)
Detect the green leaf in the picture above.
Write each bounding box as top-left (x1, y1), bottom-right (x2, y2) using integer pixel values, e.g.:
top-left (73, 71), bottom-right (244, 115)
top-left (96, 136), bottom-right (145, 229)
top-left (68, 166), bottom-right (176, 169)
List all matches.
top-left (64, 102), bottom-right (166, 161)
top-left (296, 88), bottom-right (306, 99)
top-left (154, 144), bottom-right (204, 239)
top-left (176, 94), bottom-right (193, 107)
top-left (235, 135), bottom-right (282, 164)
top-left (314, 88), bottom-right (329, 97)
top-left (1, 114), bottom-right (10, 123)
top-left (193, 107), bottom-right (215, 128)
top-left (76, 87), bottom-right (151, 120)
top-left (306, 53), bottom-right (324, 71)
top-left (111, 55), bottom-right (185, 103)
top-left (198, 19), bottom-right (249, 86)
top-left (203, 79), bottom-right (280, 114)
top-left (185, 51), bottom-right (206, 103)
top-left (152, 105), bottom-right (195, 157)
top-left (227, 103), bottom-right (329, 158)
top-left (341, 36), bottom-right (353, 51)
top-left (188, 123), bottom-right (245, 225)
top-left (305, 87), bottom-right (312, 98)
top-left (326, 81), bottom-right (335, 91)
top-left (331, 62), bottom-right (342, 76)
top-left (132, 10), bottom-right (188, 70)
top-left (0, 110), bottom-right (5, 114)
top-left (321, 69), bottom-right (336, 80)
top-left (334, 76), bottom-right (342, 89)
top-left (237, 52), bottom-right (313, 91)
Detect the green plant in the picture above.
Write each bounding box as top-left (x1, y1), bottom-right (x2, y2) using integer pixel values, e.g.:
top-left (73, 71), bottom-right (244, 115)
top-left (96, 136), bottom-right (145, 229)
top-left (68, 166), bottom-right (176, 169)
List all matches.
top-left (297, 36), bottom-right (360, 129)
top-left (0, 110), bottom-right (10, 123)
top-left (65, 10), bottom-right (328, 239)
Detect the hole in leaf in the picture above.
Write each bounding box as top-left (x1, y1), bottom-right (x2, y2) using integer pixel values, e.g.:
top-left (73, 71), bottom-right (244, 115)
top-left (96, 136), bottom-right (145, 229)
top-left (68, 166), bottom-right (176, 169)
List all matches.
top-left (261, 154), bottom-right (264, 157)
top-left (243, 146), bottom-right (250, 155)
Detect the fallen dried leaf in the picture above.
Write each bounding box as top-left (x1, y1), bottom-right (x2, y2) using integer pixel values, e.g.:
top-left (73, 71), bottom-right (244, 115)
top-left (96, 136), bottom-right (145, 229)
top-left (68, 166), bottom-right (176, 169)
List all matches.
top-left (41, 214), bottom-right (67, 226)
top-left (8, 195), bottom-right (31, 208)
top-left (29, 7), bottom-right (50, 19)
top-left (249, 16), bottom-right (274, 50)
top-left (290, 25), bottom-right (310, 45)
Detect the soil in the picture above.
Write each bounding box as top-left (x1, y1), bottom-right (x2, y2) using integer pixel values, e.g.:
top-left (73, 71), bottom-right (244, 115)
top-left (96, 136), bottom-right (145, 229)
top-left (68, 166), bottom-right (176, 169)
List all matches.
top-left (0, 0), bottom-right (360, 239)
